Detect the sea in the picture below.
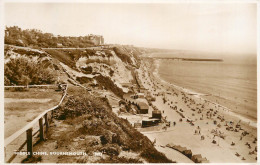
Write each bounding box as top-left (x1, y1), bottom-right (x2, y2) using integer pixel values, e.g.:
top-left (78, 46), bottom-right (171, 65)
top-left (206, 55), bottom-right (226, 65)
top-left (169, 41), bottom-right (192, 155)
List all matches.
top-left (152, 53), bottom-right (257, 125)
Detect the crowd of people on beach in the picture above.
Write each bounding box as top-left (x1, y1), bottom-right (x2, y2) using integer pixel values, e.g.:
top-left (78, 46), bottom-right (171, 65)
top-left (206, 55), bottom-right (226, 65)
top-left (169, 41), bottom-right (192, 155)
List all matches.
top-left (136, 60), bottom-right (258, 162)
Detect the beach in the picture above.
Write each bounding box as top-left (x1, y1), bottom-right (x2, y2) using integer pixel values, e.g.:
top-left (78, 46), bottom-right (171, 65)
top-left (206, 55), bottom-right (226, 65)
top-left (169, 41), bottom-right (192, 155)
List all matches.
top-left (134, 58), bottom-right (257, 163)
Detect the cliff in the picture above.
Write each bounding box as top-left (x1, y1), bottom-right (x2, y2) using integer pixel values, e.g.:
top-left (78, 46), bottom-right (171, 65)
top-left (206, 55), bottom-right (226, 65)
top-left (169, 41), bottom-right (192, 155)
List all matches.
top-left (4, 36), bottom-right (172, 163)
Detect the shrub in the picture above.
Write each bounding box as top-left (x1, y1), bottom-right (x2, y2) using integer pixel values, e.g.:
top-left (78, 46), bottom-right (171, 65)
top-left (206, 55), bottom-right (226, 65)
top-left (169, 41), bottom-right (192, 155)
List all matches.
top-left (95, 75), bottom-right (124, 98)
top-left (4, 56), bottom-right (56, 85)
top-left (99, 144), bottom-right (120, 156)
top-left (12, 49), bottom-right (46, 57)
top-left (76, 76), bottom-right (92, 84)
top-left (81, 66), bottom-right (93, 74)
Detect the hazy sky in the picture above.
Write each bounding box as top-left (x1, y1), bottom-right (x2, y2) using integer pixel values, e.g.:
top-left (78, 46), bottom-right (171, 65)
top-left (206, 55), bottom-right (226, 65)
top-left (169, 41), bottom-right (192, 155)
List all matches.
top-left (5, 2), bottom-right (257, 55)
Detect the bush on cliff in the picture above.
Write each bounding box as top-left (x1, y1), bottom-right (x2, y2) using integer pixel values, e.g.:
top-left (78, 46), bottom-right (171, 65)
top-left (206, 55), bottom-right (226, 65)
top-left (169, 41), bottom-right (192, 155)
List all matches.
top-left (4, 56), bottom-right (56, 85)
top-left (95, 75), bottom-right (124, 98)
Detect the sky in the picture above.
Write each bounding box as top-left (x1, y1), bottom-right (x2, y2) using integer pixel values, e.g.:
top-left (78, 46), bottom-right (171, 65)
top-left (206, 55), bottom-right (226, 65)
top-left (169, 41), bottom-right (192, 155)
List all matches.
top-left (4, 2), bottom-right (257, 56)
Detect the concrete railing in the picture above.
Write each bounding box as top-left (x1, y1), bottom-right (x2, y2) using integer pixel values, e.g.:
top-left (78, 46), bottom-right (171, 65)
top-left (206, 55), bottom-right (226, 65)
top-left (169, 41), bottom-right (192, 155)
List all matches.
top-left (4, 84), bottom-right (68, 163)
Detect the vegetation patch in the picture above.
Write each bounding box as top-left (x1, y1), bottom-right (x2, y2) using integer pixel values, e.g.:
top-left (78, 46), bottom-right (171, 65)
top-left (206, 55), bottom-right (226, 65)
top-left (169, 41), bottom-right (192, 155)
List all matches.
top-left (44, 49), bottom-right (76, 69)
top-left (5, 26), bottom-right (95, 48)
top-left (76, 76), bottom-right (93, 84)
top-left (4, 56), bottom-right (57, 85)
top-left (53, 86), bottom-right (173, 163)
top-left (95, 75), bottom-right (124, 98)
top-left (96, 156), bottom-right (143, 163)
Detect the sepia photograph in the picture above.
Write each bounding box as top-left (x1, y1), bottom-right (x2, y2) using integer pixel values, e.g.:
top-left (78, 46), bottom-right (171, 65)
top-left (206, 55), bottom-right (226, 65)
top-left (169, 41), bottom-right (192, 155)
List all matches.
top-left (2, 0), bottom-right (259, 164)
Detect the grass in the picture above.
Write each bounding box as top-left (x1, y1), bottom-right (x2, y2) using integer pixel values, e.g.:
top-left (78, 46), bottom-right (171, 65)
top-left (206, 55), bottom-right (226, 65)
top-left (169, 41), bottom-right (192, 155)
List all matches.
top-left (4, 88), bottom-right (63, 137)
top-left (4, 88), bottom-right (61, 99)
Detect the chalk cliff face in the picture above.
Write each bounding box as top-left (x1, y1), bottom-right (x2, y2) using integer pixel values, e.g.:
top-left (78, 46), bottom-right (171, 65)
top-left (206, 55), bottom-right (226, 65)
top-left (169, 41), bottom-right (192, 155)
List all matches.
top-left (4, 44), bottom-right (147, 96)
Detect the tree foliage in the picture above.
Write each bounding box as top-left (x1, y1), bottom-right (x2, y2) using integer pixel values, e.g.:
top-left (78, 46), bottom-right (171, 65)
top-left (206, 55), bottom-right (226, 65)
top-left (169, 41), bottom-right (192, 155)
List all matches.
top-left (5, 26), bottom-right (95, 48)
top-left (4, 56), bottom-right (57, 85)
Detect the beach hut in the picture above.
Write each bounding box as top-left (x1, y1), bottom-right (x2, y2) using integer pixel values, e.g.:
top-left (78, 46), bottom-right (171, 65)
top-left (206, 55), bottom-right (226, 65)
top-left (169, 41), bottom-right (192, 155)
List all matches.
top-left (137, 102), bottom-right (149, 114)
top-left (142, 119), bottom-right (160, 127)
top-left (191, 154), bottom-right (202, 163)
top-left (152, 110), bottom-right (162, 119)
top-left (147, 96), bottom-right (156, 102)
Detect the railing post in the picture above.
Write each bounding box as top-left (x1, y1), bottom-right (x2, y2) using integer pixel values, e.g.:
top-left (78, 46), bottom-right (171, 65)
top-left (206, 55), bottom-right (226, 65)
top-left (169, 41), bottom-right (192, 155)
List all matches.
top-left (39, 118), bottom-right (44, 141)
top-left (26, 128), bottom-right (33, 158)
top-left (51, 110), bottom-right (54, 122)
top-left (44, 113), bottom-right (49, 133)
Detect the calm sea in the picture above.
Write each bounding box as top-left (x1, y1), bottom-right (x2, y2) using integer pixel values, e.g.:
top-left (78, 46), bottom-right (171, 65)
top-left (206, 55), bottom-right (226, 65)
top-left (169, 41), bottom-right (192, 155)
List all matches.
top-left (157, 59), bottom-right (257, 121)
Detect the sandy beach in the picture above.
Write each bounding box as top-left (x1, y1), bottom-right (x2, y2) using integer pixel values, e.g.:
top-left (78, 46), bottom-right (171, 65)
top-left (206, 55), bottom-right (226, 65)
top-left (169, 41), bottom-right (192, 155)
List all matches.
top-left (133, 58), bottom-right (257, 163)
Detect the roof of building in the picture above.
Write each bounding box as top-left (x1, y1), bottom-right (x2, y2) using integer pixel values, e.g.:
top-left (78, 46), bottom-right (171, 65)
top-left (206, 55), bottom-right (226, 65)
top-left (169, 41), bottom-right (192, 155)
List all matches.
top-left (142, 118), bottom-right (160, 122)
top-left (138, 102), bottom-right (149, 110)
top-left (152, 110), bottom-right (161, 114)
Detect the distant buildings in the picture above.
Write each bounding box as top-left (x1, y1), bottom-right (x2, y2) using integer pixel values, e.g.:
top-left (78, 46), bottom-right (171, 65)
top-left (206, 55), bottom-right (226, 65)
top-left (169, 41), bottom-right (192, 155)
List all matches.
top-left (86, 34), bottom-right (104, 45)
top-left (137, 102), bottom-right (149, 114)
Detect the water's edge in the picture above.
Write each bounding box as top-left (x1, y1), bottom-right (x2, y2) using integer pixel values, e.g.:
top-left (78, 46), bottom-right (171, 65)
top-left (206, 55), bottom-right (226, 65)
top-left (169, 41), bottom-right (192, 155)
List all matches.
top-left (152, 59), bottom-right (257, 128)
